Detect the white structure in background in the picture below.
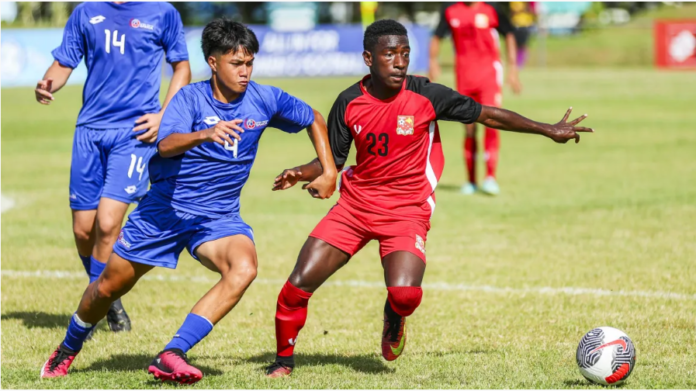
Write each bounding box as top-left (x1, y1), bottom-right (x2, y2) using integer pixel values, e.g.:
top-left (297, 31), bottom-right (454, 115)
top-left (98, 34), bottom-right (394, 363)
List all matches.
top-left (1, 194), bottom-right (15, 213)
top-left (1, 2), bottom-right (18, 23)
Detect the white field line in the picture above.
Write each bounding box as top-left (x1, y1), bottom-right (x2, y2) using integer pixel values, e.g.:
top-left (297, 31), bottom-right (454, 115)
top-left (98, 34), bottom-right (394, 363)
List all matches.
top-left (3, 269), bottom-right (696, 301)
top-left (1, 193), bottom-right (15, 213)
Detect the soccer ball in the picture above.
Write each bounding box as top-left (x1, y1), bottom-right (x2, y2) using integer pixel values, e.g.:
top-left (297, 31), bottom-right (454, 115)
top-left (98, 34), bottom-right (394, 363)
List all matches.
top-left (576, 327), bottom-right (636, 385)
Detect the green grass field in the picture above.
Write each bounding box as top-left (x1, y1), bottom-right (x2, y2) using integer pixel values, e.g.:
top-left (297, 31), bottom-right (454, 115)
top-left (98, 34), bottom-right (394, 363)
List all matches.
top-left (2, 68), bottom-right (696, 389)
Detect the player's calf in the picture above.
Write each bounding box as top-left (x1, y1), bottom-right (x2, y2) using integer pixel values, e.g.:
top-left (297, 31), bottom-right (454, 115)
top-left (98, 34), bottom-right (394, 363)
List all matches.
top-left (382, 286), bottom-right (422, 361)
top-left (266, 280), bottom-right (313, 378)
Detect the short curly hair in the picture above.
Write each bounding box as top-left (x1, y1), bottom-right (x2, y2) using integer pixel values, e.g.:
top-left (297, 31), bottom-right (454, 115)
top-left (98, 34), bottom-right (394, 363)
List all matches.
top-left (363, 19), bottom-right (408, 52)
top-left (201, 18), bottom-right (259, 59)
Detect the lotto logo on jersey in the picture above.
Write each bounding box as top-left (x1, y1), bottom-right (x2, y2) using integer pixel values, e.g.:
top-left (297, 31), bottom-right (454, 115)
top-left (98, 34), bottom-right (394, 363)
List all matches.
top-left (396, 116), bottom-right (415, 135)
top-left (129, 18), bottom-right (155, 30)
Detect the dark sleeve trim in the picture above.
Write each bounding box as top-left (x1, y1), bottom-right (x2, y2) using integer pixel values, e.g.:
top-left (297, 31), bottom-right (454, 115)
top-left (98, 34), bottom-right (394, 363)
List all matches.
top-left (327, 83), bottom-right (361, 166)
top-left (491, 3), bottom-right (514, 36)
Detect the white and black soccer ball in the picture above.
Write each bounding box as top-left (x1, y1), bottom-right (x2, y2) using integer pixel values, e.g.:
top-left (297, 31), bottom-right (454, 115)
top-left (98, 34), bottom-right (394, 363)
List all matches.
top-left (576, 327), bottom-right (636, 385)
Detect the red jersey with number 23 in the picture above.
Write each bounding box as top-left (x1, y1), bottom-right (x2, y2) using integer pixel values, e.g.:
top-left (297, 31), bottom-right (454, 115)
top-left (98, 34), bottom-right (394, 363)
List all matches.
top-left (327, 75), bottom-right (482, 223)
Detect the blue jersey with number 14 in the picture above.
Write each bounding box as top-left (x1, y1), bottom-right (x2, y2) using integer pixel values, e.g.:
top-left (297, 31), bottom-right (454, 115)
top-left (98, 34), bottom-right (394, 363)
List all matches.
top-left (148, 80), bottom-right (315, 217)
top-left (52, 2), bottom-right (188, 129)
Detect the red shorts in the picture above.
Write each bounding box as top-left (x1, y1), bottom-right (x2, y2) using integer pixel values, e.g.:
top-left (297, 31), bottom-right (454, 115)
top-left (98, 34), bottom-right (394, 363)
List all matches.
top-left (309, 202), bottom-right (430, 263)
top-left (456, 61), bottom-right (503, 107)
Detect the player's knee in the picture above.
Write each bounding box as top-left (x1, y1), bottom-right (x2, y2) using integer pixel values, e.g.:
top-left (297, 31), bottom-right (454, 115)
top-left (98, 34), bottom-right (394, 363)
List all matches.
top-left (96, 215), bottom-right (121, 239)
top-left (236, 262), bottom-right (258, 286)
top-left (278, 280), bottom-right (312, 309)
top-left (387, 286), bottom-right (423, 317)
top-left (94, 280), bottom-right (117, 301)
top-left (223, 259), bottom-right (257, 287)
top-left (288, 271), bottom-right (316, 293)
top-left (72, 225), bottom-right (92, 245)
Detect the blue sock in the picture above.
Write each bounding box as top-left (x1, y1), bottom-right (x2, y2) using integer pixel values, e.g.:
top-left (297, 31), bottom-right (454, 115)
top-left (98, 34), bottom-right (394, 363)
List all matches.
top-left (63, 313), bottom-right (95, 352)
top-left (79, 254), bottom-right (91, 276)
top-left (89, 256), bottom-right (106, 284)
top-left (164, 313), bottom-right (214, 353)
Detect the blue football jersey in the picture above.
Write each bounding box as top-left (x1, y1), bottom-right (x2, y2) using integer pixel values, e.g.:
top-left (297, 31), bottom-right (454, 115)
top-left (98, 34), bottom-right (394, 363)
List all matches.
top-left (52, 2), bottom-right (188, 129)
top-left (148, 80), bottom-right (315, 217)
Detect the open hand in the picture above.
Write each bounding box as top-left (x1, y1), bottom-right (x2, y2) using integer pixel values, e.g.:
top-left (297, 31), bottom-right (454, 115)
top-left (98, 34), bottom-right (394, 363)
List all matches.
top-left (272, 168), bottom-right (302, 191)
top-left (133, 113), bottom-right (163, 143)
top-left (201, 119), bottom-right (244, 146)
top-left (545, 107), bottom-right (594, 144)
top-left (35, 79), bottom-right (54, 105)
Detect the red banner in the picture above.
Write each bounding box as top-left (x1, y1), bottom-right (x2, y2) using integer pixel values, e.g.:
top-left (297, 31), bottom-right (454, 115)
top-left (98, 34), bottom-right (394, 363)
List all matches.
top-left (655, 20), bottom-right (696, 69)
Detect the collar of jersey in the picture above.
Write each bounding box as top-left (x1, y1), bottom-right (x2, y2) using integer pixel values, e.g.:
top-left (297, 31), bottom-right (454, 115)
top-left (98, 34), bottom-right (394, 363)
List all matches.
top-left (359, 74), bottom-right (405, 104)
top-left (105, 2), bottom-right (144, 10)
top-left (205, 79), bottom-right (246, 109)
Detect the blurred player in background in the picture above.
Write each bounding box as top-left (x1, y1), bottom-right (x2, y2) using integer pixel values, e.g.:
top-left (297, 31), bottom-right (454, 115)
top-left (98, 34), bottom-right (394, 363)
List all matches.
top-left (266, 19), bottom-right (592, 378)
top-left (510, 2), bottom-right (537, 68)
top-left (40, 19), bottom-right (337, 384)
top-left (429, 2), bottom-right (522, 196)
top-left (34, 2), bottom-right (191, 332)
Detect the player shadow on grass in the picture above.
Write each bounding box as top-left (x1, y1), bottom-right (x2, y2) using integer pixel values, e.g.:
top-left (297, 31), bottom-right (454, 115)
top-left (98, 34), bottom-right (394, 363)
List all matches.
top-left (248, 352), bottom-right (394, 375)
top-left (75, 353), bottom-right (224, 377)
top-left (436, 183), bottom-right (464, 192)
top-left (1, 311), bottom-right (71, 329)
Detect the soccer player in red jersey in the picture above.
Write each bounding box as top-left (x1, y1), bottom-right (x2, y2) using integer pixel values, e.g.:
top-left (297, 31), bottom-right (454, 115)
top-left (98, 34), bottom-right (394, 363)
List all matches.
top-left (266, 20), bottom-right (592, 377)
top-left (429, 2), bottom-right (521, 195)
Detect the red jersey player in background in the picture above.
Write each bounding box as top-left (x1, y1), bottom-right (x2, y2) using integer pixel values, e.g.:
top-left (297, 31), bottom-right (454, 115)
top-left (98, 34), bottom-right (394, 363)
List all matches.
top-left (265, 20), bottom-right (592, 378)
top-left (429, 2), bottom-right (522, 196)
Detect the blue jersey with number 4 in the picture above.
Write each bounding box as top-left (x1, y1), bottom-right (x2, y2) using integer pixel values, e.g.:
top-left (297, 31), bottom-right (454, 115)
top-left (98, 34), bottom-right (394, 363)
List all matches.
top-left (52, 2), bottom-right (188, 129)
top-left (148, 80), bottom-right (315, 217)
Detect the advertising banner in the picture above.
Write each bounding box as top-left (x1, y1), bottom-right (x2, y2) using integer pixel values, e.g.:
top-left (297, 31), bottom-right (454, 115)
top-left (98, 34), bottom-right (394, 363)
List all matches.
top-left (181, 24), bottom-right (430, 79)
top-left (2, 24), bottom-right (431, 88)
top-left (655, 20), bottom-right (696, 69)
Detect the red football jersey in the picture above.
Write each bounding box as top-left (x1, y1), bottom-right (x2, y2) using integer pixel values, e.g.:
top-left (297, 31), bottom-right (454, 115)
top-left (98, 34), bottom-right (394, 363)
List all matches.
top-left (434, 2), bottom-right (513, 86)
top-left (328, 75), bottom-right (482, 222)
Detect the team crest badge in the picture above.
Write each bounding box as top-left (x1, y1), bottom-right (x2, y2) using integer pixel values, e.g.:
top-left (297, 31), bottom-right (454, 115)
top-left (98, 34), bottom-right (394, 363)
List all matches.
top-left (415, 235), bottom-right (426, 254)
top-left (397, 115), bottom-right (415, 135)
top-left (474, 13), bottom-right (490, 29)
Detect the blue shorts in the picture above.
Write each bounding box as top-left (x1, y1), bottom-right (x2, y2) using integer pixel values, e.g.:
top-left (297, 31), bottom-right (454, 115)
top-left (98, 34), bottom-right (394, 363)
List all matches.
top-left (70, 126), bottom-right (157, 210)
top-left (113, 195), bottom-right (255, 269)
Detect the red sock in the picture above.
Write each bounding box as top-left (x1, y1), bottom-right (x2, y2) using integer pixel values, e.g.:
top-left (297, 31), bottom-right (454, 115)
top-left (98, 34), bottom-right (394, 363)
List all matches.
top-left (275, 281), bottom-right (312, 357)
top-left (464, 137), bottom-right (477, 184)
top-left (484, 127), bottom-right (499, 178)
top-left (387, 286), bottom-right (423, 317)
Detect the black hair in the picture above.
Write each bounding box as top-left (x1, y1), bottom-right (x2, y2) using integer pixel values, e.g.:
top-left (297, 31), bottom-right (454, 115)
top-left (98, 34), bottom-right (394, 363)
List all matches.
top-left (363, 19), bottom-right (408, 52)
top-left (201, 18), bottom-right (259, 59)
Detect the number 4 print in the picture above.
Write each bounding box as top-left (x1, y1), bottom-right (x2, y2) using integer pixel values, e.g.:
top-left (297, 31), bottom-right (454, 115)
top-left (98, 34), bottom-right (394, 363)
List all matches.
top-left (105, 29), bottom-right (125, 54)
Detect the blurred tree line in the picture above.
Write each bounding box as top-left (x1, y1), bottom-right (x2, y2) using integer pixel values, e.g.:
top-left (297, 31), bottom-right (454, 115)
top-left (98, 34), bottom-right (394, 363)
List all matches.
top-left (0, 2), bottom-right (679, 28)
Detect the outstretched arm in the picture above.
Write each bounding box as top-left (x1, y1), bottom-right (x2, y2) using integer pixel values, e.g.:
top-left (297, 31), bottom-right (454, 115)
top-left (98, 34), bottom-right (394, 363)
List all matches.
top-left (35, 61), bottom-right (73, 105)
top-left (477, 106), bottom-right (593, 144)
top-left (272, 109), bottom-right (338, 199)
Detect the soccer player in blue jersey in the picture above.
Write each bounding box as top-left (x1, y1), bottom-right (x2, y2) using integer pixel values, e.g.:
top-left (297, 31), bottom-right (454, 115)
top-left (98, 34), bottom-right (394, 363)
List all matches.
top-left (34, 2), bottom-right (191, 332)
top-left (40, 19), bottom-right (338, 383)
